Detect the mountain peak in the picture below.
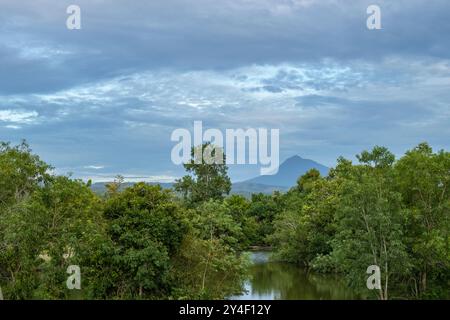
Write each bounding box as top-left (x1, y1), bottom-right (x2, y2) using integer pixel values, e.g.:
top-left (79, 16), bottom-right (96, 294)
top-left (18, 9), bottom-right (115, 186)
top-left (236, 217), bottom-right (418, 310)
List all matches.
top-left (285, 155), bottom-right (303, 162)
top-left (243, 155), bottom-right (329, 187)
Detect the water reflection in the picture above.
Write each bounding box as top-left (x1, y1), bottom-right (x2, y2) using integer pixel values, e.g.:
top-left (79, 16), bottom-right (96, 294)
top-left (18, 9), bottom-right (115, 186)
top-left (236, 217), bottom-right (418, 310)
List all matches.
top-left (230, 252), bottom-right (359, 300)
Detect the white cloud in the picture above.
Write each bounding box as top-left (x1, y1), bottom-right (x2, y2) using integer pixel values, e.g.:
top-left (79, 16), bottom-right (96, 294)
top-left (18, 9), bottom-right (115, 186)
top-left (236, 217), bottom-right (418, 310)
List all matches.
top-left (4, 124), bottom-right (21, 129)
top-left (0, 109), bottom-right (38, 124)
top-left (83, 165), bottom-right (105, 170)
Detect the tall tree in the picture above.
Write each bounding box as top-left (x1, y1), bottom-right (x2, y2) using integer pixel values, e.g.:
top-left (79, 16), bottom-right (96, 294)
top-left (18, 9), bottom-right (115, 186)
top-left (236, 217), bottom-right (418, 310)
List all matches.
top-left (331, 147), bottom-right (410, 300)
top-left (174, 143), bottom-right (231, 206)
top-left (394, 143), bottom-right (450, 298)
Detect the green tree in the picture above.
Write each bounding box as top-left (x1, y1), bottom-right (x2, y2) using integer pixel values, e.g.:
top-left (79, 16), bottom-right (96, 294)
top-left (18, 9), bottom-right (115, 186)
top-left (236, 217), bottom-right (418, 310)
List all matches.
top-left (174, 143), bottom-right (231, 206)
top-left (224, 195), bottom-right (259, 248)
top-left (0, 176), bottom-right (106, 299)
top-left (0, 141), bottom-right (51, 208)
top-left (172, 200), bottom-right (249, 299)
top-left (191, 200), bottom-right (243, 251)
top-left (271, 169), bottom-right (337, 268)
top-left (172, 234), bottom-right (249, 299)
top-left (99, 183), bottom-right (188, 299)
top-left (394, 143), bottom-right (450, 298)
top-left (331, 147), bottom-right (410, 300)
top-left (247, 192), bottom-right (283, 246)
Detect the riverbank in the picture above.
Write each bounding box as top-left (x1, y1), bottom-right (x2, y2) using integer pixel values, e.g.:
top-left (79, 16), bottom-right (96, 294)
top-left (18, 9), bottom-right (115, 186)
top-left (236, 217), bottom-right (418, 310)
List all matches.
top-left (230, 251), bottom-right (360, 300)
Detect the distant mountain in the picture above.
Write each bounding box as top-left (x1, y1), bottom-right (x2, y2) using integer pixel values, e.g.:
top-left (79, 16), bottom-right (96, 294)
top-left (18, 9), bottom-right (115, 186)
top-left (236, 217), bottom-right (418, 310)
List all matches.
top-left (90, 182), bottom-right (173, 195)
top-left (230, 182), bottom-right (290, 197)
top-left (90, 155), bottom-right (328, 196)
top-left (242, 155), bottom-right (329, 187)
top-left (90, 181), bottom-right (285, 197)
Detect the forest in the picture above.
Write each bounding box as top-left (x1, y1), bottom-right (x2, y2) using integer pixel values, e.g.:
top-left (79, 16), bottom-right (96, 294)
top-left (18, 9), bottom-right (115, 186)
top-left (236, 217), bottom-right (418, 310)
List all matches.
top-left (0, 141), bottom-right (448, 300)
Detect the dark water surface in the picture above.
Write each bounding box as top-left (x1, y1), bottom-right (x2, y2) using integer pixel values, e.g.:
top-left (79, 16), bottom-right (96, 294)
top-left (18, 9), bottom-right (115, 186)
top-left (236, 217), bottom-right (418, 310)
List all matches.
top-left (230, 251), bottom-right (359, 300)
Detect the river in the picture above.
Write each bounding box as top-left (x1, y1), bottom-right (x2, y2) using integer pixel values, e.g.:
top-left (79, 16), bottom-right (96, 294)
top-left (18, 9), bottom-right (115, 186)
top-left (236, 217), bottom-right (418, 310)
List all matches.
top-left (230, 251), bottom-right (359, 300)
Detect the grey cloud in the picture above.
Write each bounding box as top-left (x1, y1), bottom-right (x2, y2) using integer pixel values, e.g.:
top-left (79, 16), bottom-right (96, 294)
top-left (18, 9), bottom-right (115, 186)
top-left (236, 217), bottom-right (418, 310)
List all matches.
top-left (1, 1), bottom-right (450, 181)
top-left (1, 0), bottom-right (450, 94)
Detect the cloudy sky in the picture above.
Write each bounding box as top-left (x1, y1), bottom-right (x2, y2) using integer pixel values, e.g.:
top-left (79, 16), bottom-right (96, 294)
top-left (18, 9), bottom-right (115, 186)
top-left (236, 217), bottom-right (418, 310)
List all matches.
top-left (1, 0), bottom-right (449, 182)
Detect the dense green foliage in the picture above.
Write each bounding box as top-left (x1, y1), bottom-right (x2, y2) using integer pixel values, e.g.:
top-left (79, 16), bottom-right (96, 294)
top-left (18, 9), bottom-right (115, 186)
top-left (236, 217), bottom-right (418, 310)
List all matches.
top-left (0, 141), bottom-right (448, 300)
top-left (271, 144), bottom-right (449, 299)
top-left (0, 142), bottom-right (248, 300)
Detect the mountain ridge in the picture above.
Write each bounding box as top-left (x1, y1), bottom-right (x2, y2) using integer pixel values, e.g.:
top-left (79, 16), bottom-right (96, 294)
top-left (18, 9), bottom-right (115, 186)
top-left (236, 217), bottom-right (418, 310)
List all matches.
top-left (90, 155), bottom-right (329, 195)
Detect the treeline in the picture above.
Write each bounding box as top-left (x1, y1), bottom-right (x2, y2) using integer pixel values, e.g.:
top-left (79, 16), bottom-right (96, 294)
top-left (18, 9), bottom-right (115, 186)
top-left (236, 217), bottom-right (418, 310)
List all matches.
top-left (269, 144), bottom-right (449, 299)
top-left (0, 141), bottom-right (249, 299)
top-left (0, 141), bottom-right (449, 300)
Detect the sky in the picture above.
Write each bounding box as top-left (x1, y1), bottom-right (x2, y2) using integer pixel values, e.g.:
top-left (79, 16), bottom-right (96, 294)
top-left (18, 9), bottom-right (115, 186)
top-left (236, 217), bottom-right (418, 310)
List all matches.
top-left (1, 0), bottom-right (449, 182)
